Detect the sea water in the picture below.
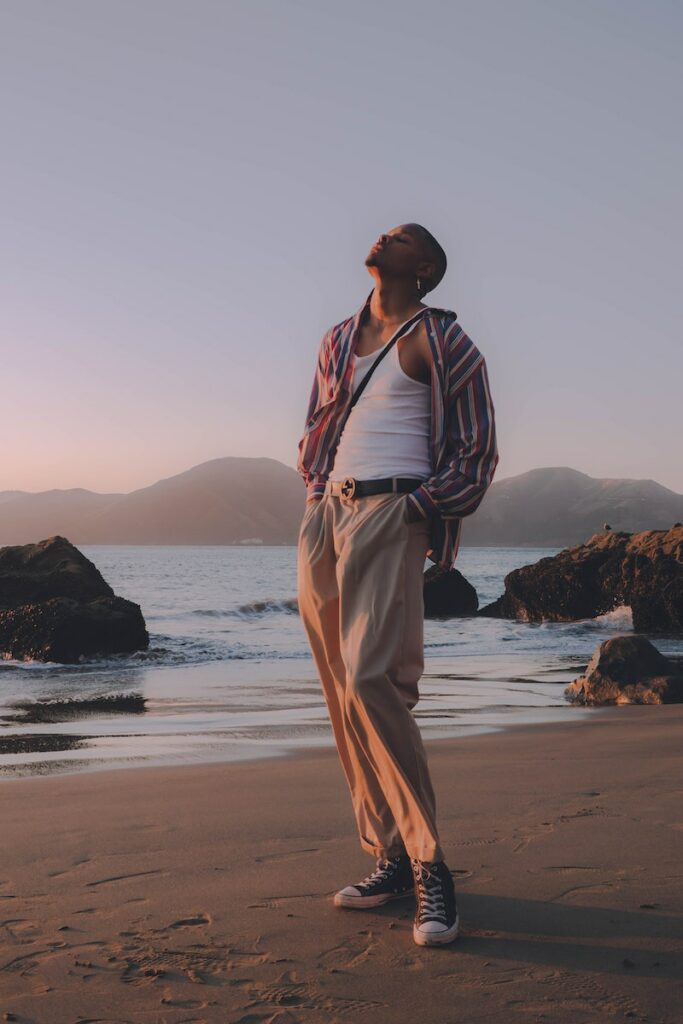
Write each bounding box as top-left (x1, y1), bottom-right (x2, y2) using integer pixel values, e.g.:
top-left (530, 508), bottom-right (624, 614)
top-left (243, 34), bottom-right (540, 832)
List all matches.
top-left (1, 545), bottom-right (680, 777)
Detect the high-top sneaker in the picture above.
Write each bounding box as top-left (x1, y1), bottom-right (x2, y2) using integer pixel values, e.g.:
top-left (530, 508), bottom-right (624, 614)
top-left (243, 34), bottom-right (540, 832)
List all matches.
top-left (410, 858), bottom-right (460, 946)
top-left (333, 853), bottom-right (414, 908)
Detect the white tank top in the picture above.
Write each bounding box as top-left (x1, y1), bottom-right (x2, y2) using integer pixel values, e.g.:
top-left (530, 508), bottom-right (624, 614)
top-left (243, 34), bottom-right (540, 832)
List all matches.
top-left (330, 321), bottom-right (432, 480)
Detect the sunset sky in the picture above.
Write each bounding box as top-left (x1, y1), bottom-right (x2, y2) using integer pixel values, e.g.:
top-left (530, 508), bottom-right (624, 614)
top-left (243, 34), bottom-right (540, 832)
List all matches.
top-left (2, 0), bottom-right (681, 495)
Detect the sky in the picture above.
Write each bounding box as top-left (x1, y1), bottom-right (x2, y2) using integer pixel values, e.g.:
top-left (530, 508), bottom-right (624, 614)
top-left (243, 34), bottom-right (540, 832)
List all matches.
top-left (2, 0), bottom-right (681, 495)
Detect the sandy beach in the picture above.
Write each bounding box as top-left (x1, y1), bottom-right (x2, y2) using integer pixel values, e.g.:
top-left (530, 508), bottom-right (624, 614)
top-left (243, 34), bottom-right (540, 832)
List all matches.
top-left (1, 706), bottom-right (682, 1023)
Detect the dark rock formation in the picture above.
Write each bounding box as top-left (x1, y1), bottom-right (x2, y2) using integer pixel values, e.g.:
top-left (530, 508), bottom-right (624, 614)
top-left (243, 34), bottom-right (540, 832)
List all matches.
top-left (564, 635), bottom-right (683, 705)
top-left (0, 536), bottom-right (149, 663)
top-left (423, 567), bottom-right (478, 617)
top-left (623, 529), bottom-right (682, 632)
top-left (478, 525), bottom-right (682, 632)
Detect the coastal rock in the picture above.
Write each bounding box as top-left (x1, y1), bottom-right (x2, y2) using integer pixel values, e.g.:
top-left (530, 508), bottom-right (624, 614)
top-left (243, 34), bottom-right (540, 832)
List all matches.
top-left (0, 536), bottom-right (149, 663)
top-left (478, 525), bottom-right (682, 632)
top-left (564, 635), bottom-right (683, 705)
top-left (622, 528), bottom-right (683, 632)
top-left (423, 566), bottom-right (478, 617)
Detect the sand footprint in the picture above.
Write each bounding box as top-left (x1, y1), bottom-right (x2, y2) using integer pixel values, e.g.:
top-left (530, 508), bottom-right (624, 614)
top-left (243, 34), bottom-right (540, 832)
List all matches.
top-left (168, 913), bottom-right (212, 929)
top-left (86, 869), bottom-right (167, 888)
top-left (317, 931), bottom-right (379, 970)
top-left (1, 917), bottom-right (42, 942)
top-left (159, 995), bottom-right (208, 1008)
top-left (453, 836), bottom-right (500, 848)
top-left (254, 847), bottom-right (321, 863)
top-left (244, 968), bottom-right (386, 1015)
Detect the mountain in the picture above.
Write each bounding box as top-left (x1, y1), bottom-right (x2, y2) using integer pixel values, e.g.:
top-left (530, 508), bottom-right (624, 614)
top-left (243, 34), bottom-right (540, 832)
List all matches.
top-left (460, 466), bottom-right (683, 547)
top-left (0, 458), bottom-right (303, 545)
top-left (0, 460), bottom-right (681, 547)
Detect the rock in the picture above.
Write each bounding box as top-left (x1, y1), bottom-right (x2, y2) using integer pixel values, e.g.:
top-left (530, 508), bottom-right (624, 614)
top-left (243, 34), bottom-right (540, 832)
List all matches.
top-left (423, 566), bottom-right (478, 617)
top-left (0, 534), bottom-right (115, 605)
top-left (478, 525), bottom-right (682, 632)
top-left (0, 536), bottom-right (149, 663)
top-left (564, 635), bottom-right (683, 705)
top-left (622, 528), bottom-right (682, 632)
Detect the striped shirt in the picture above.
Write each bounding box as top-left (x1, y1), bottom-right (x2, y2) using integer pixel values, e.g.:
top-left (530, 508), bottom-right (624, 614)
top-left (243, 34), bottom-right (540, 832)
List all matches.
top-left (296, 289), bottom-right (500, 570)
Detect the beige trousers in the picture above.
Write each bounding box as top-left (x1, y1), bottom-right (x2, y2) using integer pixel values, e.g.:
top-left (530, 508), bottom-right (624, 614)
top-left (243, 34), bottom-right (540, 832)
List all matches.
top-left (296, 487), bottom-right (445, 863)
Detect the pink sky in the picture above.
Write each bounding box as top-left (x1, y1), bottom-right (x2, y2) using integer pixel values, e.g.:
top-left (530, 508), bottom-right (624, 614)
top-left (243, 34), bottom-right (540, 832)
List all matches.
top-left (2, 1), bottom-right (681, 496)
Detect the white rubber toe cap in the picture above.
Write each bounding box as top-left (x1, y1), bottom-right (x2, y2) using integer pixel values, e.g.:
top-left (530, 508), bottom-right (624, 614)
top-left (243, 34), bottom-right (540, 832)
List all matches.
top-left (417, 920), bottom-right (450, 934)
top-left (413, 914), bottom-right (460, 946)
top-left (336, 885), bottom-right (363, 898)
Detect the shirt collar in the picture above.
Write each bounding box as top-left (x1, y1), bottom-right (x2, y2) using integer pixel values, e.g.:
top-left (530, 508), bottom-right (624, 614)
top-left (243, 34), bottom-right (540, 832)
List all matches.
top-left (350, 288), bottom-right (374, 336)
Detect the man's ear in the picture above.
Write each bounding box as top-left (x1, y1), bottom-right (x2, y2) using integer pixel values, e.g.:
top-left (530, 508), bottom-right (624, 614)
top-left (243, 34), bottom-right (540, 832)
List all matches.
top-left (417, 259), bottom-right (435, 283)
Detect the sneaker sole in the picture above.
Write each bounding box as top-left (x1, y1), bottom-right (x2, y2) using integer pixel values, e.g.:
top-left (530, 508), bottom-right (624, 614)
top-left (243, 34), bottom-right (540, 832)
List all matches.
top-left (413, 914), bottom-right (460, 946)
top-left (333, 889), bottom-right (414, 909)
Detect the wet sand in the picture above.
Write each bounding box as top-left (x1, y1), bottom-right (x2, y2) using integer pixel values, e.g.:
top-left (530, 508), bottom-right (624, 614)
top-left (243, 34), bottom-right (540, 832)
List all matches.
top-left (1, 705), bottom-right (682, 1023)
top-left (0, 652), bottom-right (599, 777)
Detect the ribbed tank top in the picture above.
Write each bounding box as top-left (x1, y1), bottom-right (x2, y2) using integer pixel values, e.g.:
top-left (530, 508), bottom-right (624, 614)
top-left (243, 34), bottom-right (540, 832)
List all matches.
top-left (330, 321), bottom-right (432, 480)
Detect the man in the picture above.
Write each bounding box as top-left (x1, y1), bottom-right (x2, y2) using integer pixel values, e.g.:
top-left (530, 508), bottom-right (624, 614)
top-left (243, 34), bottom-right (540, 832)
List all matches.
top-left (296, 223), bottom-right (499, 947)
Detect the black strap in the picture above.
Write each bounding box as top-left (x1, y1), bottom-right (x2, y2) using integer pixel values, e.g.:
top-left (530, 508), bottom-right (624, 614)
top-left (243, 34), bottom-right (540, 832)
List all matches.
top-left (339, 309), bottom-right (429, 435)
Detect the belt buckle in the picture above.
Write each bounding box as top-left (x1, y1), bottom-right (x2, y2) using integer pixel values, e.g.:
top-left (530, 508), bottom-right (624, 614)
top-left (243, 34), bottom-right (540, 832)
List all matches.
top-left (340, 476), bottom-right (356, 499)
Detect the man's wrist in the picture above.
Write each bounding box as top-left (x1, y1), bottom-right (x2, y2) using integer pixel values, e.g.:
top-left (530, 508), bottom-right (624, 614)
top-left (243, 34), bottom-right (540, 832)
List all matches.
top-left (406, 486), bottom-right (437, 521)
top-left (306, 479), bottom-right (327, 502)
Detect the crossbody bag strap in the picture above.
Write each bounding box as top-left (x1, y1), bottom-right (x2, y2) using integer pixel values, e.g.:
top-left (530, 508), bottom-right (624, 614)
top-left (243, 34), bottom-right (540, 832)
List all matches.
top-left (345, 308), bottom-right (430, 419)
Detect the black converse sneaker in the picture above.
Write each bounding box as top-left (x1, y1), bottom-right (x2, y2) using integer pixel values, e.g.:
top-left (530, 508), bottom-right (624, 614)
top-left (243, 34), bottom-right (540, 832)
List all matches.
top-left (410, 858), bottom-right (460, 946)
top-left (333, 853), bottom-right (414, 908)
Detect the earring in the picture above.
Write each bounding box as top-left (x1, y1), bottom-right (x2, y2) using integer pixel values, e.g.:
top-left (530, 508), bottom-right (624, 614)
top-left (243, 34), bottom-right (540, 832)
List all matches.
top-left (416, 277), bottom-right (422, 295)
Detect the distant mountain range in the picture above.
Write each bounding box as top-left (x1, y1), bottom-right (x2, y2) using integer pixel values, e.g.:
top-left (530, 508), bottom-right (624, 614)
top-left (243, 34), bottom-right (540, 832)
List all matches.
top-left (0, 458), bottom-right (681, 548)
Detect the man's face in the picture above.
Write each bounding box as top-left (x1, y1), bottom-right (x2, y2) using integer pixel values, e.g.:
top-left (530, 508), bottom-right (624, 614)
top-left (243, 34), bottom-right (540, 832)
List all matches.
top-left (365, 224), bottom-right (431, 281)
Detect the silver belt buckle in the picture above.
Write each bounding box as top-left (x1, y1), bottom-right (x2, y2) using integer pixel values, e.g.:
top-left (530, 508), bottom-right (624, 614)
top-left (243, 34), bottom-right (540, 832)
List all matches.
top-left (340, 476), bottom-right (356, 499)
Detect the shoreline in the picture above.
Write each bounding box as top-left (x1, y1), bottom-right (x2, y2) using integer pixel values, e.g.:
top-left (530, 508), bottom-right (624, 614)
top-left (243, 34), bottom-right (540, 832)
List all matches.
top-left (1, 704), bottom-right (682, 1021)
top-left (0, 650), bottom-right (602, 781)
top-left (0, 698), bottom-right (605, 785)
top-left (0, 696), bottom-right (601, 784)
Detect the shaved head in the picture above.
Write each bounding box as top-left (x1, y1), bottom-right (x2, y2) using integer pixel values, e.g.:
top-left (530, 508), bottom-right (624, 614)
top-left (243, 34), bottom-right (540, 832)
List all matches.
top-left (403, 223), bottom-right (447, 295)
top-left (364, 222), bottom-right (448, 300)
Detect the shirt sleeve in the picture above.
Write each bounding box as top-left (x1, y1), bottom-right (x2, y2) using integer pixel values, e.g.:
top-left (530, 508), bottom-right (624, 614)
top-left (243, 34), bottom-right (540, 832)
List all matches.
top-left (296, 330), bottom-right (332, 501)
top-left (406, 355), bottom-right (499, 520)
top-left (301, 331), bottom-right (329, 429)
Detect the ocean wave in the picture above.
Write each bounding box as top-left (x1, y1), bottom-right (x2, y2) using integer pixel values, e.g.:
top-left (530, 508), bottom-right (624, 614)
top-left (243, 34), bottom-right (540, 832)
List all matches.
top-left (594, 604), bottom-right (634, 627)
top-left (235, 597), bottom-right (299, 617)
top-left (192, 598), bottom-right (299, 618)
top-left (536, 604), bottom-right (635, 631)
top-left (0, 633), bottom-right (313, 673)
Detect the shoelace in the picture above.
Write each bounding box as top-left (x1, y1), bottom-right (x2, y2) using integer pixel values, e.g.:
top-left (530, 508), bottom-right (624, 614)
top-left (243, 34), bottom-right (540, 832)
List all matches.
top-left (359, 855), bottom-right (406, 890)
top-left (412, 861), bottom-right (447, 921)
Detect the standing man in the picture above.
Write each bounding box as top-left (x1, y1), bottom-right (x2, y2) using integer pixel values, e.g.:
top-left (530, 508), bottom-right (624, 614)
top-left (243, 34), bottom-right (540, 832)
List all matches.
top-left (296, 223), bottom-right (499, 947)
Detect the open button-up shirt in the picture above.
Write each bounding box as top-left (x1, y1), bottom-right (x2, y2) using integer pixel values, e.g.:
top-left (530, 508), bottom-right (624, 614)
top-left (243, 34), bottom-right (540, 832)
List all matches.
top-left (296, 289), bottom-right (500, 570)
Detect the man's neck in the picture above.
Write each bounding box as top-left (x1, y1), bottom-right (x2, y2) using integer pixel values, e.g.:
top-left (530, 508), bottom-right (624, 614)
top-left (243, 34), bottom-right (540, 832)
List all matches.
top-left (367, 279), bottom-right (426, 327)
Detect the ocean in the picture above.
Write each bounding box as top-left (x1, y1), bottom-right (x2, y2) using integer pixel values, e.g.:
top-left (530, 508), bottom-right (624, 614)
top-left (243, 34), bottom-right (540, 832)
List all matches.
top-left (1, 544), bottom-right (680, 778)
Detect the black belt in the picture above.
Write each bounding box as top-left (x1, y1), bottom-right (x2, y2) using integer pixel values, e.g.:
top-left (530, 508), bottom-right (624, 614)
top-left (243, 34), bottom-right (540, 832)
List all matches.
top-left (325, 476), bottom-right (424, 499)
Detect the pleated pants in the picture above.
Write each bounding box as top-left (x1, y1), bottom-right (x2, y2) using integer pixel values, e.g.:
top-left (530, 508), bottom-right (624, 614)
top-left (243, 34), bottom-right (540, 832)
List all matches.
top-left (296, 486), bottom-right (445, 863)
